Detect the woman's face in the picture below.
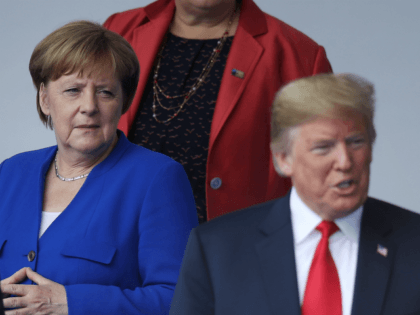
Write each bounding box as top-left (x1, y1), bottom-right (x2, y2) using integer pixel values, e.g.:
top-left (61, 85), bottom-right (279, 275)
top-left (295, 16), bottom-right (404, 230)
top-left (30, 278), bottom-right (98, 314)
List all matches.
top-left (40, 62), bottom-right (123, 157)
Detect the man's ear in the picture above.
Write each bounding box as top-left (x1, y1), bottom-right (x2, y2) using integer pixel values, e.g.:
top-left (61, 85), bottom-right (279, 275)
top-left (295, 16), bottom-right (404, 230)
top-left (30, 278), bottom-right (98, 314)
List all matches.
top-left (273, 151), bottom-right (293, 177)
top-left (39, 83), bottom-right (50, 116)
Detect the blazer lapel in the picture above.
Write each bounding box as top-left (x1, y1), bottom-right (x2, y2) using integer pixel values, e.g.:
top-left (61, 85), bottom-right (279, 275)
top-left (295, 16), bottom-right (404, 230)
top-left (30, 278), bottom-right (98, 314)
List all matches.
top-left (254, 196), bottom-right (301, 315)
top-left (120, 1), bottom-right (174, 132)
top-left (351, 198), bottom-right (394, 315)
top-left (208, 0), bottom-right (267, 149)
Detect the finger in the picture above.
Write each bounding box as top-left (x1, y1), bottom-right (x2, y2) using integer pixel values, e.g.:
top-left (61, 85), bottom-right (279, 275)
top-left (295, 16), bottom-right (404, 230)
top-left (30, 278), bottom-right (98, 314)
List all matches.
top-left (0, 268), bottom-right (29, 285)
top-left (3, 296), bottom-right (27, 309)
top-left (25, 268), bottom-right (50, 285)
top-left (1, 284), bottom-right (30, 297)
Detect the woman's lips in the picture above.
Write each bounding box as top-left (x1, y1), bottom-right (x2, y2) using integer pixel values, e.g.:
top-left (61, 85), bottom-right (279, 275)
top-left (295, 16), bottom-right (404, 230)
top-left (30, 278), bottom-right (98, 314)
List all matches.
top-left (76, 124), bottom-right (99, 129)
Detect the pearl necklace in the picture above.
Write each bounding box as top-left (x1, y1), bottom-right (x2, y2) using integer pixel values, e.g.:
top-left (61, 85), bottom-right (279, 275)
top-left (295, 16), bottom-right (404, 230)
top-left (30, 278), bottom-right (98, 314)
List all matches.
top-left (152, 5), bottom-right (238, 124)
top-left (54, 154), bottom-right (89, 182)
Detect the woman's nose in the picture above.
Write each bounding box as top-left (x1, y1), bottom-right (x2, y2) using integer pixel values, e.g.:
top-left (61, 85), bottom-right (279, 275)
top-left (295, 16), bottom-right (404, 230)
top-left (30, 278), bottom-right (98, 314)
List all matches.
top-left (80, 90), bottom-right (98, 115)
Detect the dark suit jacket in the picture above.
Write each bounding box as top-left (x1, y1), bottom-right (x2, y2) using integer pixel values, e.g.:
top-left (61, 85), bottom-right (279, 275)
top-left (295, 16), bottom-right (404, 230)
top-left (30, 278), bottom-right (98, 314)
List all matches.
top-left (103, 0), bottom-right (332, 220)
top-left (170, 193), bottom-right (420, 315)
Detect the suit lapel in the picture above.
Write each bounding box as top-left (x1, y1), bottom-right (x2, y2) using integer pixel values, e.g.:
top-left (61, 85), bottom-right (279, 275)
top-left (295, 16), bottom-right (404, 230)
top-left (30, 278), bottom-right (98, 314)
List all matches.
top-left (254, 196), bottom-right (301, 315)
top-left (208, 0), bottom-right (267, 149)
top-left (351, 198), bottom-right (394, 315)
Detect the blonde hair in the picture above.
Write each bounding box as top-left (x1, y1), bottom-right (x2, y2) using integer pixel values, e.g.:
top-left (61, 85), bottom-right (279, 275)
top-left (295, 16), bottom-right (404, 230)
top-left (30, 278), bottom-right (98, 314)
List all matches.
top-left (29, 20), bottom-right (139, 129)
top-left (270, 73), bottom-right (376, 174)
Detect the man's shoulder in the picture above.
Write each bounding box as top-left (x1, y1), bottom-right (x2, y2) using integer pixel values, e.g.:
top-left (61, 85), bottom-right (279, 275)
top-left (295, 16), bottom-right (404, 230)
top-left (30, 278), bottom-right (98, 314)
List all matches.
top-left (365, 197), bottom-right (420, 220)
top-left (196, 197), bottom-right (287, 239)
top-left (364, 197), bottom-right (420, 236)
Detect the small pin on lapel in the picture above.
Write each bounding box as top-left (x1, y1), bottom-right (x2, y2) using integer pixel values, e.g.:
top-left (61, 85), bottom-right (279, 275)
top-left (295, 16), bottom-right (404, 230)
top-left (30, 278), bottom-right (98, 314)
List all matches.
top-left (377, 244), bottom-right (388, 257)
top-left (231, 68), bottom-right (245, 79)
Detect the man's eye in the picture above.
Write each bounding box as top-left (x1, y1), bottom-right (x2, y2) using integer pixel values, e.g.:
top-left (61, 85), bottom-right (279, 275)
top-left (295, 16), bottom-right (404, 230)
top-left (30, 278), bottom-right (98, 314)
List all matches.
top-left (350, 137), bottom-right (366, 147)
top-left (312, 145), bottom-right (331, 155)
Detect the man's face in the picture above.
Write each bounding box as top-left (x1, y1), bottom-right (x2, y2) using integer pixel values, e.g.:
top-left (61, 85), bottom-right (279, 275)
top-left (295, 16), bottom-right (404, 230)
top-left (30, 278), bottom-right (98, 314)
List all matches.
top-left (274, 112), bottom-right (372, 220)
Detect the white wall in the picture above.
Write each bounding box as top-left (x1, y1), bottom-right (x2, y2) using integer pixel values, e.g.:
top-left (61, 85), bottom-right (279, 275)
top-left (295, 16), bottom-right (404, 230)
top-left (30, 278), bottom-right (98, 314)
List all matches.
top-left (1, 1), bottom-right (419, 212)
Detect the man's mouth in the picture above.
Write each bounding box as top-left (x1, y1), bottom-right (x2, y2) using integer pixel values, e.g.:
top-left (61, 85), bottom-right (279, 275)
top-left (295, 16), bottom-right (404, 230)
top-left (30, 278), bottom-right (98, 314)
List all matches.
top-left (336, 179), bottom-right (354, 189)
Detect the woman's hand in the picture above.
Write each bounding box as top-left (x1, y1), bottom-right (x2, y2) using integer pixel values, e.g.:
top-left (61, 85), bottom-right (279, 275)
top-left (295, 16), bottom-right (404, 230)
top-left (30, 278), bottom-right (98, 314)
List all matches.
top-left (1, 267), bottom-right (68, 315)
top-left (1, 268), bottom-right (28, 299)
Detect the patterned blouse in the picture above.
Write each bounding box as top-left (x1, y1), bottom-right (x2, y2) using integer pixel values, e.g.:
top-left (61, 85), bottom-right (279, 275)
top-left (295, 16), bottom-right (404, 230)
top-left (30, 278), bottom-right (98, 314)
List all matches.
top-left (129, 33), bottom-right (233, 223)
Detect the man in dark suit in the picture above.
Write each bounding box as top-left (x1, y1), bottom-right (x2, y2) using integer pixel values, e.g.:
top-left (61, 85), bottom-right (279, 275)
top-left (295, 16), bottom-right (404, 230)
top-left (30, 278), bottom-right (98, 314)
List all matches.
top-left (170, 73), bottom-right (420, 315)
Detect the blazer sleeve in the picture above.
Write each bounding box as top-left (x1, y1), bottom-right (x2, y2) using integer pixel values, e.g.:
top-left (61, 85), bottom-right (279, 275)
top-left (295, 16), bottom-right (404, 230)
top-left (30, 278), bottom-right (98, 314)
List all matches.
top-left (64, 162), bottom-right (199, 315)
top-left (169, 228), bottom-right (214, 315)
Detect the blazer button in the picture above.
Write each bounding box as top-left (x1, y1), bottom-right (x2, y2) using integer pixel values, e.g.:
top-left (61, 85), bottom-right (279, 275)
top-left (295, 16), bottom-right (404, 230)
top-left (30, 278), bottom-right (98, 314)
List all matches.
top-left (27, 250), bottom-right (36, 262)
top-left (210, 177), bottom-right (222, 190)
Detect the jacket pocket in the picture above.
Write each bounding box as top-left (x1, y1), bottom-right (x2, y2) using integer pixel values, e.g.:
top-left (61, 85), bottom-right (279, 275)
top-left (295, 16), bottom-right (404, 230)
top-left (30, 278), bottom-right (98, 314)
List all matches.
top-left (60, 237), bottom-right (116, 265)
top-left (0, 238), bottom-right (6, 254)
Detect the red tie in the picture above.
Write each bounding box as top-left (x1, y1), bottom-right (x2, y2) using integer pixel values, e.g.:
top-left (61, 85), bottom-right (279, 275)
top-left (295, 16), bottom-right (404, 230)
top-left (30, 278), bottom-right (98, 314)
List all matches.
top-left (301, 221), bottom-right (342, 315)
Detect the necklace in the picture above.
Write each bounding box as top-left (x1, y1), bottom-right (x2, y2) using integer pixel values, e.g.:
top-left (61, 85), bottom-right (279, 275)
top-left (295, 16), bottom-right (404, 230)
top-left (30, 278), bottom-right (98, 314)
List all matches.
top-left (54, 154), bottom-right (89, 182)
top-left (152, 4), bottom-right (239, 124)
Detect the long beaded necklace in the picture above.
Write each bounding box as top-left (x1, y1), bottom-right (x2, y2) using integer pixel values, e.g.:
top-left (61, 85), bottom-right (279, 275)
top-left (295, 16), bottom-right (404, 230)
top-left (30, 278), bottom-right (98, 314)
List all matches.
top-left (54, 154), bottom-right (89, 182)
top-left (152, 5), bottom-right (238, 124)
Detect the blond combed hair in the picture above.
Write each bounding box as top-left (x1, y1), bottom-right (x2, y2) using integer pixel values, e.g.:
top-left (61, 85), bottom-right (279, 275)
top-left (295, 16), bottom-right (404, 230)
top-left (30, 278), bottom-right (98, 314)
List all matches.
top-left (270, 73), bottom-right (376, 175)
top-left (29, 20), bottom-right (140, 129)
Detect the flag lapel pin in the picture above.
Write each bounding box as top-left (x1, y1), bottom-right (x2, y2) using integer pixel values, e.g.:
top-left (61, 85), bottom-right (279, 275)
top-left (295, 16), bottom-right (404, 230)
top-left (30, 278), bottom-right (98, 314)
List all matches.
top-left (231, 68), bottom-right (245, 79)
top-left (377, 244), bottom-right (388, 257)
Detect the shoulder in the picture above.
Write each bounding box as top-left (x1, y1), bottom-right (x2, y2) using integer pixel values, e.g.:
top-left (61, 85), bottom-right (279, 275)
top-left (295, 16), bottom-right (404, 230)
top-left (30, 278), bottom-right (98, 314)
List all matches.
top-left (195, 198), bottom-right (281, 241)
top-left (364, 197), bottom-right (420, 236)
top-left (119, 136), bottom-right (180, 168)
top-left (365, 197), bottom-right (420, 220)
top-left (104, 7), bottom-right (147, 33)
top-left (108, 133), bottom-right (185, 183)
top-left (103, 0), bottom-right (171, 35)
top-left (240, 0), bottom-right (322, 48)
top-left (265, 14), bottom-right (321, 48)
top-left (0, 147), bottom-right (55, 174)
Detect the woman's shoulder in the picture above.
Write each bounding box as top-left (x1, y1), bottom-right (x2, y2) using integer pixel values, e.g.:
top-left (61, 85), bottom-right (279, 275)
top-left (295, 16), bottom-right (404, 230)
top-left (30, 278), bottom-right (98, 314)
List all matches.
top-left (0, 147), bottom-right (55, 185)
top-left (1, 146), bottom-right (55, 169)
top-left (103, 0), bottom-right (172, 35)
top-left (123, 140), bottom-right (179, 167)
top-left (240, 0), bottom-right (322, 47)
top-left (264, 13), bottom-right (322, 47)
top-left (109, 133), bottom-right (182, 175)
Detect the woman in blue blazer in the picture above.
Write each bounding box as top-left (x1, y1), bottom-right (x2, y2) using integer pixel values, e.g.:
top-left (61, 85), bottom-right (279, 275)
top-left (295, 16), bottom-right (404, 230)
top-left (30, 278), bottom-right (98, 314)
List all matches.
top-left (0, 21), bottom-right (198, 314)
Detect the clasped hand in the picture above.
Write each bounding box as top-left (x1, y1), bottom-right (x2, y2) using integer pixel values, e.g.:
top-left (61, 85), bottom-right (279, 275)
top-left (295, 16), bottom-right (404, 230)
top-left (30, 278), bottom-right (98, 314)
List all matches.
top-left (1, 267), bottom-right (68, 315)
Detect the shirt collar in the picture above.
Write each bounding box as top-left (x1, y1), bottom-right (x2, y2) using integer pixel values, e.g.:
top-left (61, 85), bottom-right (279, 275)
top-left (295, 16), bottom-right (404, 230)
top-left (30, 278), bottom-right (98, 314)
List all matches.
top-left (290, 187), bottom-right (363, 245)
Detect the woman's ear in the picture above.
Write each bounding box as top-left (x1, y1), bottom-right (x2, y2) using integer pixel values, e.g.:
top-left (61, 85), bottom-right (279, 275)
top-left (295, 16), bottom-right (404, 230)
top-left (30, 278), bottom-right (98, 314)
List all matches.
top-left (39, 83), bottom-right (50, 116)
top-left (273, 151), bottom-right (293, 177)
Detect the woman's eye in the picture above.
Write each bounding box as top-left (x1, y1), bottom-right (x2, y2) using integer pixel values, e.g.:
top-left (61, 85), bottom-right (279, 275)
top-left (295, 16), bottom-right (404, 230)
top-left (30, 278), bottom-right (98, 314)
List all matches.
top-left (98, 90), bottom-right (114, 98)
top-left (65, 88), bottom-right (79, 94)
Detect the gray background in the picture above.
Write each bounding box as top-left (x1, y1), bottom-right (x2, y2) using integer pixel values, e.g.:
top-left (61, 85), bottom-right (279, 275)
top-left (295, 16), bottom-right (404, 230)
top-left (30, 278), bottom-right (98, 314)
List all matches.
top-left (1, 1), bottom-right (419, 212)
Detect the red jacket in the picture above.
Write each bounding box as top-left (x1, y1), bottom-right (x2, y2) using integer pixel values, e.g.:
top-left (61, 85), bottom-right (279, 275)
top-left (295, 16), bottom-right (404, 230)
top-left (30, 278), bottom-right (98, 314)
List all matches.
top-left (104, 0), bottom-right (332, 220)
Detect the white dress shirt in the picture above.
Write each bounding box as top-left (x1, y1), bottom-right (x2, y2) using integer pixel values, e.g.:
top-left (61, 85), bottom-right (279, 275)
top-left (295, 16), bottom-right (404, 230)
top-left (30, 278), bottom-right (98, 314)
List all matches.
top-left (290, 187), bottom-right (363, 315)
top-left (39, 211), bottom-right (61, 238)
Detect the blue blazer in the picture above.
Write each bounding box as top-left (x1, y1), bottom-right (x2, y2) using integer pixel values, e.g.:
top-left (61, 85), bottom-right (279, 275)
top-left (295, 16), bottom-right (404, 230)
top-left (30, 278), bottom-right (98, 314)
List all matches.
top-left (0, 132), bottom-right (198, 314)
top-left (170, 193), bottom-right (420, 315)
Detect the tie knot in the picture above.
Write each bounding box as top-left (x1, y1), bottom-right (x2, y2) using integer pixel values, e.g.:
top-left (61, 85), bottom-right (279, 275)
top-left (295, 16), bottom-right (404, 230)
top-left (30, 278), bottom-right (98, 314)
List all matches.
top-left (316, 220), bottom-right (339, 238)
